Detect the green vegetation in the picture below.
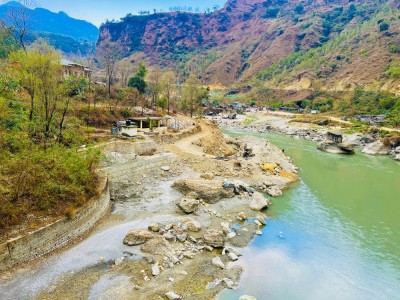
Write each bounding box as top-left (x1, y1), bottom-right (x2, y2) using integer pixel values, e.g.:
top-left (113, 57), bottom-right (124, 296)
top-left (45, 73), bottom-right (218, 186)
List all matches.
top-left (379, 22), bottom-right (390, 32)
top-left (0, 42), bottom-right (101, 230)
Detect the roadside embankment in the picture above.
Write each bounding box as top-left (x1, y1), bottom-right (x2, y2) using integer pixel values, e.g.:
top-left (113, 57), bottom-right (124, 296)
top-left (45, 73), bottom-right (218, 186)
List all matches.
top-left (0, 176), bottom-right (110, 272)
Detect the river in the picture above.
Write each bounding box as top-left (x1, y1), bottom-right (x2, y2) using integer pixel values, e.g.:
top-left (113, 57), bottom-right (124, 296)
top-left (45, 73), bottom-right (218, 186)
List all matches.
top-left (220, 129), bottom-right (400, 300)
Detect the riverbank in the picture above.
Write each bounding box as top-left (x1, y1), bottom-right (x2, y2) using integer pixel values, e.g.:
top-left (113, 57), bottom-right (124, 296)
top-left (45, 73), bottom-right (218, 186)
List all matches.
top-left (0, 120), bottom-right (298, 300)
top-left (217, 112), bottom-right (400, 161)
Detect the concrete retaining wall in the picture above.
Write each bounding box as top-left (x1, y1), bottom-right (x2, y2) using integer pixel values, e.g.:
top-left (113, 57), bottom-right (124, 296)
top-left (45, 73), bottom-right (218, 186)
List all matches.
top-left (0, 178), bottom-right (110, 271)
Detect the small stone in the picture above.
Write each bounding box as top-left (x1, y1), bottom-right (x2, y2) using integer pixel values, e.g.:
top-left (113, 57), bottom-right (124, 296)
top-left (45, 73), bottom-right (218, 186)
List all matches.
top-left (256, 230), bottom-right (263, 236)
top-left (114, 257), bottom-right (123, 265)
top-left (176, 233), bottom-right (187, 242)
top-left (203, 229), bottom-right (225, 248)
top-left (152, 265), bottom-right (160, 276)
top-left (237, 212), bottom-right (247, 220)
top-left (206, 279), bottom-right (222, 290)
top-left (227, 232), bottom-right (236, 239)
top-left (165, 291), bottom-right (182, 300)
top-left (148, 222), bottom-right (161, 232)
top-left (183, 218), bottom-right (202, 232)
top-left (212, 256), bottom-right (225, 269)
top-left (200, 173), bottom-right (214, 180)
top-left (256, 215), bottom-right (267, 225)
top-left (189, 236), bottom-right (198, 243)
top-left (175, 270), bottom-right (188, 276)
top-left (123, 229), bottom-right (154, 246)
top-left (254, 220), bottom-right (262, 226)
top-left (228, 252), bottom-right (238, 261)
top-left (177, 197), bottom-right (200, 214)
top-left (222, 278), bottom-right (236, 289)
top-left (183, 252), bottom-right (195, 259)
top-left (221, 222), bottom-right (231, 234)
top-left (239, 295), bottom-right (257, 300)
top-left (161, 166), bottom-right (170, 171)
top-left (204, 245), bottom-right (213, 252)
top-left (163, 233), bottom-right (177, 243)
top-left (168, 277), bottom-right (174, 282)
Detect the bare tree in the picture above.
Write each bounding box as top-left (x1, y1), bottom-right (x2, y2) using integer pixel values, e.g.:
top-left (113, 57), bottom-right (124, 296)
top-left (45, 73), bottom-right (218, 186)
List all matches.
top-left (116, 60), bottom-right (132, 88)
top-left (1, 0), bottom-right (34, 52)
top-left (160, 71), bottom-right (176, 115)
top-left (147, 66), bottom-right (162, 107)
top-left (97, 41), bottom-right (120, 97)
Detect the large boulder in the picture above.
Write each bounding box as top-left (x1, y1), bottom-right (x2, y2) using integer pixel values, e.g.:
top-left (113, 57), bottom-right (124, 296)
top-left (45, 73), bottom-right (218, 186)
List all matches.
top-left (203, 229), bottom-right (225, 248)
top-left (317, 140), bottom-right (354, 154)
top-left (177, 197), bottom-right (200, 213)
top-left (123, 229), bottom-right (154, 246)
top-left (172, 178), bottom-right (234, 204)
top-left (249, 192), bottom-right (269, 211)
top-left (362, 141), bottom-right (391, 155)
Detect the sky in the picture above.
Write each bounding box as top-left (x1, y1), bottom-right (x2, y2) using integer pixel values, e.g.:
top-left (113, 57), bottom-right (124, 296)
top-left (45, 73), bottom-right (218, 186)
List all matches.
top-left (15, 0), bottom-right (228, 27)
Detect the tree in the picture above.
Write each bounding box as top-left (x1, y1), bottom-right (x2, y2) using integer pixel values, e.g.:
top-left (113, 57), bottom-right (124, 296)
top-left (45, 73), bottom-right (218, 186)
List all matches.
top-left (0, 27), bottom-right (18, 58)
top-left (147, 66), bottom-right (162, 107)
top-left (10, 42), bottom-right (77, 147)
top-left (160, 71), bottom-right (176, 115)
top-left (116, 60), bottom-right (132, 88)
top-left (182, 73), bottom-right (203, 117)
top-left (294, 4), bottom-right (304, 15)
top-left (128, 76), bottom-right (147, 94)
top-left (0, 0), bottom-right (34, 52)
top-left (97, 41), bottom-right (120, 97)
top-left (127, 62), bottom-right (148, 94)
top-left (379, 22), bottom-right (390, 32)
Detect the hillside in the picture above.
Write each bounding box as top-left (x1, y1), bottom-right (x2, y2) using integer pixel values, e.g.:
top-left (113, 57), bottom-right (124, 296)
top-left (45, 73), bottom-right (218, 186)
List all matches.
top-left (97, 0), bottom-right (400, 92)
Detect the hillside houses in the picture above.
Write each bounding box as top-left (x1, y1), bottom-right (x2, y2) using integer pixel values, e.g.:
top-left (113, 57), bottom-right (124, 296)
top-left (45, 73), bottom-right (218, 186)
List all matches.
top-left (60, 59), bottom-right (91, 78)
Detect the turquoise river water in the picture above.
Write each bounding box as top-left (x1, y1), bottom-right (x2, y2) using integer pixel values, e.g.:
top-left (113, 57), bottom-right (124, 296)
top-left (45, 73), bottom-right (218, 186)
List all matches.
top-left (219, 129), bottom-right (400, 300)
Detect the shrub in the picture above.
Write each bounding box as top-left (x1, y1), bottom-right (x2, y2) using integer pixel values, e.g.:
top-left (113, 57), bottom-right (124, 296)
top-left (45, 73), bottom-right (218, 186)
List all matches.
top-left (379, 22), bottom-right (390, 32)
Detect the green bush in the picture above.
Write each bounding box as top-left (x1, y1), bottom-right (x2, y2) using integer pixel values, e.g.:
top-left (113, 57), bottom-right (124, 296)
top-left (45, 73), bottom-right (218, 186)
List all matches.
top-left (379, 22), bottom-right (390, 32)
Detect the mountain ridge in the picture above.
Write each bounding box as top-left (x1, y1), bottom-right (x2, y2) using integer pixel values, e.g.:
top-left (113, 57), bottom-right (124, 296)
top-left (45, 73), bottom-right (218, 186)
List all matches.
top-left (97, 0), bottom-right (400, 93)
top-left (0, 1), bottom-right (99, 42)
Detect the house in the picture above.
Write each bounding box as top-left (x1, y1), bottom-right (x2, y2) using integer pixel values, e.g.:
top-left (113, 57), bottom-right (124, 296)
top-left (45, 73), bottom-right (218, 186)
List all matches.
top-left (60, 59), bottom-right (91, 78)
top-left (116, 117), bottom-right (170, 135)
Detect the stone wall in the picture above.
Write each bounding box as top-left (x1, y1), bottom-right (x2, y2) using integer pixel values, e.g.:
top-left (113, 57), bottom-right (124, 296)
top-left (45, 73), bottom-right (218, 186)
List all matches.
top-left (0, 177), bottom-right (110, 271)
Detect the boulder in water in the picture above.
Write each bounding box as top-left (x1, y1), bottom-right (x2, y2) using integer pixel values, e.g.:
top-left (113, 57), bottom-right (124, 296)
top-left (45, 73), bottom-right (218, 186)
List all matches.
top-left (362, 141), bottom-right (391, 155)
top-left (249, 192), bottom-right (269, 211)
top-left (317, 140), bottom-right (355, 154)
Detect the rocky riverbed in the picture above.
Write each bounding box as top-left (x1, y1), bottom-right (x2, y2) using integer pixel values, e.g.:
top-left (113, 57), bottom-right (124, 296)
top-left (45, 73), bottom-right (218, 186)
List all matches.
top-left (217, 113), bottom-right (400, 161)
top-left (0, 124), bottom-right (298, 300)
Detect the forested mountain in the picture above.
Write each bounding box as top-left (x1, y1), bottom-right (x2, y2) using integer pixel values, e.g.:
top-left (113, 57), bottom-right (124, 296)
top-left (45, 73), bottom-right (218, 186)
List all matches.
top-left (97, 0), bottom-right (400, 93)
